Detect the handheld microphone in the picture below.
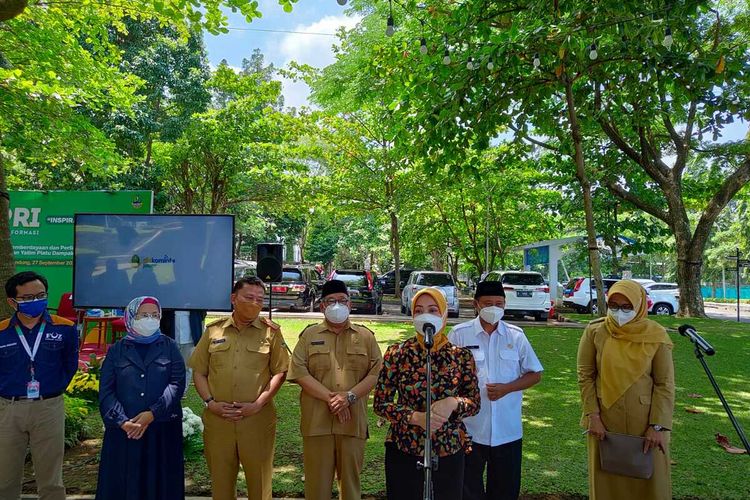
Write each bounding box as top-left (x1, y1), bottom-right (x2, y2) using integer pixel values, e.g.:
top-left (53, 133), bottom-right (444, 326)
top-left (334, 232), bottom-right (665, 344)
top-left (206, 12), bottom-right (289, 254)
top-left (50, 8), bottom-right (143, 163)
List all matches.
top-left (678, 324), bottom-right (715, 356)
top-left (422, 323), bottom-right (436, 348)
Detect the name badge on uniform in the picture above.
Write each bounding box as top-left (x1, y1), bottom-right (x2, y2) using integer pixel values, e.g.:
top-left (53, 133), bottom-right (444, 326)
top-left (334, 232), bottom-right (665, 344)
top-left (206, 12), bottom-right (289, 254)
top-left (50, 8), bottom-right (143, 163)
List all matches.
top-left (211, 338), bottom-right (226, 345)
top-left (27, 380), bottom-right (40, 399)
top-left (466, 345), bottom-right (480, 350)
top-left (311, 340), bottom-right (325, 346)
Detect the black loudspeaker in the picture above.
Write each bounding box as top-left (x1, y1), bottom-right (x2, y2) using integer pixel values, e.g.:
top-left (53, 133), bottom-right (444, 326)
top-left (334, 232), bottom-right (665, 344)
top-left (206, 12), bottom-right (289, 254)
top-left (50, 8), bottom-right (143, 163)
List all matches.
top-left (257, 243), bottom-right (283, 283)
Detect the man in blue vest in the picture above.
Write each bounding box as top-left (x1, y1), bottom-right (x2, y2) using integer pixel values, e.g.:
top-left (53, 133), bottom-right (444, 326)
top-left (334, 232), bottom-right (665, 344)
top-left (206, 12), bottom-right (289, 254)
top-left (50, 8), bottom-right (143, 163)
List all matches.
top-left (0, 271), bottom-right (79, 500)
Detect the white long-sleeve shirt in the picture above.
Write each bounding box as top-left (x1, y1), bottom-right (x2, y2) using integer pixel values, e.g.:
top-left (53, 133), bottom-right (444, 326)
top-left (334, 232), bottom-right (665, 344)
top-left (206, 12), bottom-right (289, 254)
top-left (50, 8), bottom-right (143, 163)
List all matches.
top-left (449, 317), bottom-right (543, 446)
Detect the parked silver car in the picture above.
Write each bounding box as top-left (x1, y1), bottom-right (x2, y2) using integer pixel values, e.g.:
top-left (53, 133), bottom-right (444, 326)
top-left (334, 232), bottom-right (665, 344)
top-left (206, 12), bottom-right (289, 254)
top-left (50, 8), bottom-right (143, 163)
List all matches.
top-left (401, 271), bottom-right (460, 318)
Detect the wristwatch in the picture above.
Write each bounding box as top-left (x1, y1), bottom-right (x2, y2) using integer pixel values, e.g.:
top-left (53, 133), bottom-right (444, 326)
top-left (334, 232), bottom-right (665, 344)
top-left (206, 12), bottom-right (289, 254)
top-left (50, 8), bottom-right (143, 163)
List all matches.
top-left (346, 391), bottom-right (357, 405)
top-left (203, 396), bottom-right (214, 407)
top-left (651, 424), bottom-right (665, 432)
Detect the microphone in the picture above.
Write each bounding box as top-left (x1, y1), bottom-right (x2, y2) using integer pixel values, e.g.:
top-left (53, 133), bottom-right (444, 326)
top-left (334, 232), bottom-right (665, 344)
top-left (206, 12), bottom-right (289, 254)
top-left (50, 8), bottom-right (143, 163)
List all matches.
top-left (422, 323), bottom-right (436, 348)
top-left (678, 324), bottom-right (715, 356)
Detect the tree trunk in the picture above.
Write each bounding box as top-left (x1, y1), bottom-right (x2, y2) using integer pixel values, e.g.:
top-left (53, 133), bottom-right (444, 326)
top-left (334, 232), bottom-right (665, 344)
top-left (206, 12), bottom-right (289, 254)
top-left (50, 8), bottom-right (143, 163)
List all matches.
top-left (564, 77), bottom-right (606, 315)
top-left (0, 140), bottom-right (17, 318)
top-left (390, 210), bottom-right (401, 297)
top-left (674, 221), bottom-right (707, 317)
top-left (0, 0), bottom-right (27, 22)
top-left (450, 254), bottom-right (459, 282)
top-left (299, 222), bottom-right (308, 264)
top-left (605, 235), bottom-right (620, 274)
top-left (144, 137), bottom-right (153, 170)
top-left (431, 250), bottom-right (444, 271)
top-left (676, 255), bottom-right (705, 317)
top-left (235, 233), bottom-right (243, 260)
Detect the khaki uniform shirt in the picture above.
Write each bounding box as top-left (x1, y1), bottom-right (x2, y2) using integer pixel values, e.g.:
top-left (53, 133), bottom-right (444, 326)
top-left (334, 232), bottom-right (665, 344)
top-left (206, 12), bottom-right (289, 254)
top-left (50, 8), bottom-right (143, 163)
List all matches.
top-left (288, 322), bottom-right (382, 439)
top-left (189, 316), bottom-right (290, 403)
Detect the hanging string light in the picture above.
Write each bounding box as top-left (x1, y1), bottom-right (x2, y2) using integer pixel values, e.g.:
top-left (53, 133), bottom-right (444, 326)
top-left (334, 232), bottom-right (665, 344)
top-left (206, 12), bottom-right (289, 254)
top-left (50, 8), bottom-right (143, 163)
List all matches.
top-left (662, 26), bottom-right (673, 50)
top-left (588, 43), bottom-right (598, 60)
top-left (379, 1), bottom-right (718, 79)
top-left (386, 0), bottom-right (395, 37)
top-left (419, 20), bottom-right (427, 54)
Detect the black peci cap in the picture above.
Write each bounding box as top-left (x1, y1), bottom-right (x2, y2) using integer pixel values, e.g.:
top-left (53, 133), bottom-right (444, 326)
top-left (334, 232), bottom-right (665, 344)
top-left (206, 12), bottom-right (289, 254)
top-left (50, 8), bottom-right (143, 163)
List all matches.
top-left (321, 279), bottom-right (349, 297)
top-left (474, 280), bottom-right (505, 299)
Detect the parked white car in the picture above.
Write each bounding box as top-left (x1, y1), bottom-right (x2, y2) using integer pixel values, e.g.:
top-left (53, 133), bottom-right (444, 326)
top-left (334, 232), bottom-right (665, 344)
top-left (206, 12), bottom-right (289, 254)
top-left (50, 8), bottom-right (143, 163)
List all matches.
top-left (644, 282), bottom-right (680, 297)
top-left (401, 271), bottom-right (460, 318)
top-left (563, 277), bottom-right (621, 314)
top-left (483, 271), bottom-right (551, 321)
top-left (645, 285), bottom-right (680, 315)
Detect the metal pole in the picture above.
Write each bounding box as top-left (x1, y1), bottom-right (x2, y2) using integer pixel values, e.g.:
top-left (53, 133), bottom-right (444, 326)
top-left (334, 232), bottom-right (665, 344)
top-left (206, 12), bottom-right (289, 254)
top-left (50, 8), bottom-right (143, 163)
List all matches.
top-left (269, 281), bottom-right (273, 323)
top-left (737, 248), bottom-right (741, 323)
top-left (649, 259), bottom-right (653, 280)
top-left (420, 339), bottom-right (435, 500)
top-left (694, 345), bottom-right (750, 454)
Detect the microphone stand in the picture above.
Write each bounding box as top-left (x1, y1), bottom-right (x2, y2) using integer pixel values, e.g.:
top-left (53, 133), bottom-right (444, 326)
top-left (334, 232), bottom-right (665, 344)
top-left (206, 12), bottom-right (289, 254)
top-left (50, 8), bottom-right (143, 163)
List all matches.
top-left (419, 326), bottom-right (438, 500)
top-left (688, 340), bottom-right (750, 454)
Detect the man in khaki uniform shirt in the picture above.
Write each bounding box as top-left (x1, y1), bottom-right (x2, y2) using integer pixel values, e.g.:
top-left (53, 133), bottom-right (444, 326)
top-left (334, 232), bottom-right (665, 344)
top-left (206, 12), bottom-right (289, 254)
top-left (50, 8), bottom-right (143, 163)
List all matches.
top-left (190, 277), bottom-right (290, 500)
top-left (288, 279), bottom-right (383, 500)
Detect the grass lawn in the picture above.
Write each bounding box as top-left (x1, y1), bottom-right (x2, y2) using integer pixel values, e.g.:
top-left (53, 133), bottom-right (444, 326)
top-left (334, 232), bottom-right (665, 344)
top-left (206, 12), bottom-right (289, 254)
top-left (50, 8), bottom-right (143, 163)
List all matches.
top-left (55, 316), bottom-right (749, 498)
top-left (180, 316), bottom-right (750, 499)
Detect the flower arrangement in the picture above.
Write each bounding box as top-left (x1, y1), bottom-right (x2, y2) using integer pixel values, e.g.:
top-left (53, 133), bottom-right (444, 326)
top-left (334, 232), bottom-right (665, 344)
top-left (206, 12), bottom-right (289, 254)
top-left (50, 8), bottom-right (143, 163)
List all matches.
top-left (182, 407), bottom-right (204, 439)
top-left (66, 370), bottom-right (100, 406)
top-left (182, 407), bottom-right (204, 461)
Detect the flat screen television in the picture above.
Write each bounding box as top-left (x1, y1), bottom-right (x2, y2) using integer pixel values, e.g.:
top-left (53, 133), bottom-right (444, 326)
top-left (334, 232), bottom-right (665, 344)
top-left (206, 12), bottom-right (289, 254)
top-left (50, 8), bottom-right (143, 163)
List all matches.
top-left (73, 214), bottom-right (234, 310)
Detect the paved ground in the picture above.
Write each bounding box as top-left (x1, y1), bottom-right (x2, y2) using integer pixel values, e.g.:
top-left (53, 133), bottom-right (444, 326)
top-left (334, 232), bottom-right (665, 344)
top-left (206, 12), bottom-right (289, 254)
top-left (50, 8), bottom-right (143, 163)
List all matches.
top-left (704, 302), bottom-right (750, 323)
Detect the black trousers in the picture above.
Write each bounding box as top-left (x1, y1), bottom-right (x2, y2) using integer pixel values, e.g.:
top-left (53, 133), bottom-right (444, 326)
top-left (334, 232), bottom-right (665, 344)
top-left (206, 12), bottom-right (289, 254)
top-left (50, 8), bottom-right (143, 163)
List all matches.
top-left (385, 442), bottom-right (465, 500)
top-left (463, 439), bottom-right (522, 500)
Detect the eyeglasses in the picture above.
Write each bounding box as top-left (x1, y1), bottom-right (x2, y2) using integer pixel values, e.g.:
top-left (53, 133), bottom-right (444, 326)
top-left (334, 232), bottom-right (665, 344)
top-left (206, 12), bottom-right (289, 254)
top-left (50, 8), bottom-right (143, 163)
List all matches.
top-left (323, 298), bottom-right (350, 306)
top-left (15, 293), bottom-right (48, 302)
top-left (607, 303), bottom-right (634, 312)
top-left (135, 313), bottom-right (161, 320)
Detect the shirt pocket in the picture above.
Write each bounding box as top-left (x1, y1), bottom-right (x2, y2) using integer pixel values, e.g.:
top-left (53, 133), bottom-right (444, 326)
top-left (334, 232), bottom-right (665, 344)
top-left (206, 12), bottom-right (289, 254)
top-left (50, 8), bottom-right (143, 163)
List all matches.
top-left (114, 358), bottom-right (140, 383)
top-left (639, 394), bottom-right (652, 405)
top-left (208, 341), bottom-right (231, 367)
top-left (0, 343), bottom-right (19, 359)
top-left (308, 344), bottom-right (331, 375)
top-left (40, 339), bottom-right (64, 352)
top-left (153, 357), bottom-right (172, 371)
top-left (496, 348), bottom-right (521, 382)
top-left (471, 350), bottom-right (488, 380)
top-left (345, 344), bottom-right (369, 372)
top-left (246, 343), bottom-right (271, 370)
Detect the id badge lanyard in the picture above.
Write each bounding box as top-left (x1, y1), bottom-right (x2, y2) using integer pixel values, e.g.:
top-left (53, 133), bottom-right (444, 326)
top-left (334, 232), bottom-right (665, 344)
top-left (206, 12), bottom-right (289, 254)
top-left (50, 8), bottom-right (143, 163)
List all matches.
top-left (15, 322), bottom-right (46, 383)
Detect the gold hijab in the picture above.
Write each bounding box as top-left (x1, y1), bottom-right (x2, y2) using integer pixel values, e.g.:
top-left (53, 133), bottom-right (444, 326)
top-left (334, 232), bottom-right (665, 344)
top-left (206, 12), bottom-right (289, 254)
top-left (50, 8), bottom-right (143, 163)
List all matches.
top-left (412, 287), bottom-right (450, 352)
top-left (599, 279), bottom-right (673, 408)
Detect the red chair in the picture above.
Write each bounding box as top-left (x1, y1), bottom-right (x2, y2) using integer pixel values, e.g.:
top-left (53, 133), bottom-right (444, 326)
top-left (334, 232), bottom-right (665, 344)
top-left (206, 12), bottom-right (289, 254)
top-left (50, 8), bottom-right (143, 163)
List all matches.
top-left (111, 317), bottom-right (127, 343)
top-left (49, 292), bottom-right (81, 324)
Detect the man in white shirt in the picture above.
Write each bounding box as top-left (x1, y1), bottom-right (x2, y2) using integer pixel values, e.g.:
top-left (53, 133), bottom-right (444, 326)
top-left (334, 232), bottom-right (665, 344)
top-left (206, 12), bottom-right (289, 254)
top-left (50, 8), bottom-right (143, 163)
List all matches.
top-left (161, 309), bottom-right (206, 396)
top-left (448, 281), bottom-right (543, 500)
